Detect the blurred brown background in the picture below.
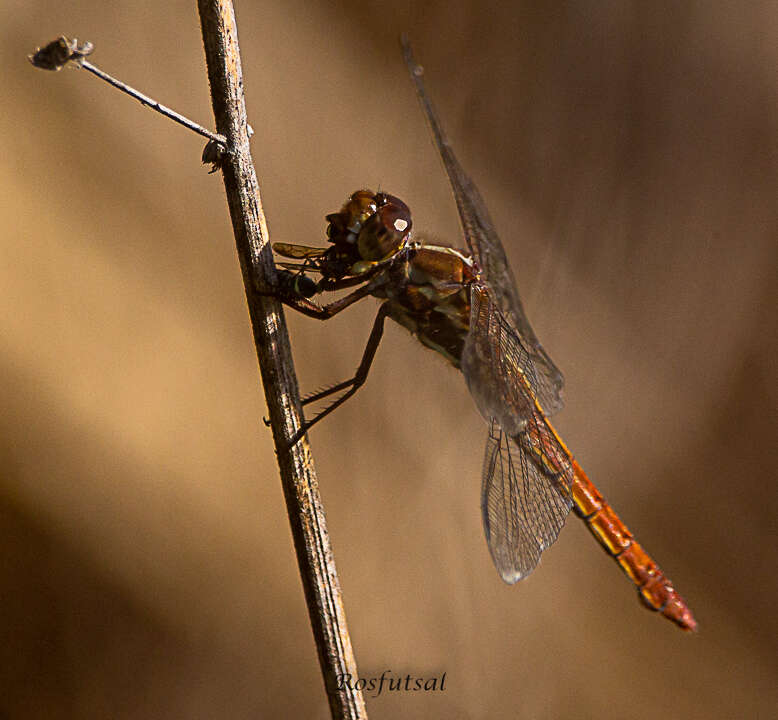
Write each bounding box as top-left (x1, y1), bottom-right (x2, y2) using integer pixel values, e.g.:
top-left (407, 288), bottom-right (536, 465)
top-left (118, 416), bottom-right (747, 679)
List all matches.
top-left (3, 1), bottom-right (777, 718)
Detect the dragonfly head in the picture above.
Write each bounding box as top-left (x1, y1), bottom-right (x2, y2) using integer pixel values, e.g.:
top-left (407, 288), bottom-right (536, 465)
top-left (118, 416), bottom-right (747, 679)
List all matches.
top-left (326, 190), bottom-right (412, 274)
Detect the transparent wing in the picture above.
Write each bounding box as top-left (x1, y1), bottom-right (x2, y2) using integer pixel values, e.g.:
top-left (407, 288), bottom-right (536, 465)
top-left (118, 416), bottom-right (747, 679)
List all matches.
top-left (462, 284), bottom-right (562, 433)
top-left (402, 37), bottom-right (564, 415)
top-left (462, 283), bottom-right (573, 579)
top-left (481, 418), bottom-right (572, 582)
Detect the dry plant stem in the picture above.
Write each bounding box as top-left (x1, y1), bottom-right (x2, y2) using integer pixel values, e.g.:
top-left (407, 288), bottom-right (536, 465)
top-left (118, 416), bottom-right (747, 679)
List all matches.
top-left (196, 2), bottom-right (366, 718)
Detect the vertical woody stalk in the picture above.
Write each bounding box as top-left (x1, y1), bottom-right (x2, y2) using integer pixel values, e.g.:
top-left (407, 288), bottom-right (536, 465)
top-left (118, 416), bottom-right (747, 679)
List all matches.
top-left (196, 2), bottom-right (366, 717)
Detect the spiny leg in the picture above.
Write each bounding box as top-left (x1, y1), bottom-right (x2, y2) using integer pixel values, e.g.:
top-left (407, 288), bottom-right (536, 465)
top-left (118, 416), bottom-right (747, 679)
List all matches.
top-left (259, 274), bottom-right (387, 429)
top-left (258, 270), bottom-right (389, 442)
top-left (289, 303), bottom-right (389, 446)
top-left (300, 379), bottom-right (354, 407)
top-left (270, 274), bottom-right (384, 320)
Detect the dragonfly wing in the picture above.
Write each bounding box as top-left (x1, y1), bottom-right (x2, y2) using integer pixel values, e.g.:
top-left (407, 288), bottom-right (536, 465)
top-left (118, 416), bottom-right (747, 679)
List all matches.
top-left (463, 284), bottom-right (565, 433)
top-left (402, 38), bottom-right (564, 415)
top-left (482, 419), bottom-right (572, 582)
top-left (462, 284), bottom-right (573, 579)
top-left (462, 284), bottom-right (537, 435)
top-left (272, 242), bottom-right (328, 260)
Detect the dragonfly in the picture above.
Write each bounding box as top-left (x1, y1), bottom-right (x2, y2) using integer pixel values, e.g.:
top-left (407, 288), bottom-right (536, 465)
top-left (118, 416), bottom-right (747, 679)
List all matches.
top-left (270, 37), bottom-right (697, 632)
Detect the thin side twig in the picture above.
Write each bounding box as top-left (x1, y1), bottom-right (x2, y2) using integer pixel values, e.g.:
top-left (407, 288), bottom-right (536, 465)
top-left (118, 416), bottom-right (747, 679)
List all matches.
top-left (80, 59), bottom-right (226, 146)
top-left (28, 36), bottom-right (226, 147)
top-left (196, 2), bottom-right (366, 718)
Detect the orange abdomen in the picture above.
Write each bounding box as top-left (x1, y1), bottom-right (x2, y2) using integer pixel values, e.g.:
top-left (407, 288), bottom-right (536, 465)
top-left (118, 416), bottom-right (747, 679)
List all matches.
top-left (569, 457), bottom-right (697, 631)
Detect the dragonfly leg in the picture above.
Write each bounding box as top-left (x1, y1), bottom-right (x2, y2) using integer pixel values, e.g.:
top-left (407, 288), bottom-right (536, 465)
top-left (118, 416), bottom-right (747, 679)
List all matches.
top-left (300, 379), bottom-right (354, 407)
top-left (289, 303), bottom-right (389, 445)
top-left (273, 275), bottom-right (383, 320)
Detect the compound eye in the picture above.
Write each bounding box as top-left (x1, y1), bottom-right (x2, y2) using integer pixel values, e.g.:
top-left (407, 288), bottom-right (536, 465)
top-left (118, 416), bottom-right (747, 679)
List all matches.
top-left (356, 199), bottom-right (412, 262)
top-left (375, 192), bottom-right (410, 217)
top-left (344, 190), bottom-right (378, 233)
top-left (349, 189), bottom-right (377, 207)
top-left (380, 202), bottom-right (411, 237)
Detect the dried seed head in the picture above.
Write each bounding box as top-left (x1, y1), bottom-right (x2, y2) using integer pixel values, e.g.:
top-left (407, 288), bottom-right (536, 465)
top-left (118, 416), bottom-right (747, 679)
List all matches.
top-left (29, 36), bottom-right (94, 71)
